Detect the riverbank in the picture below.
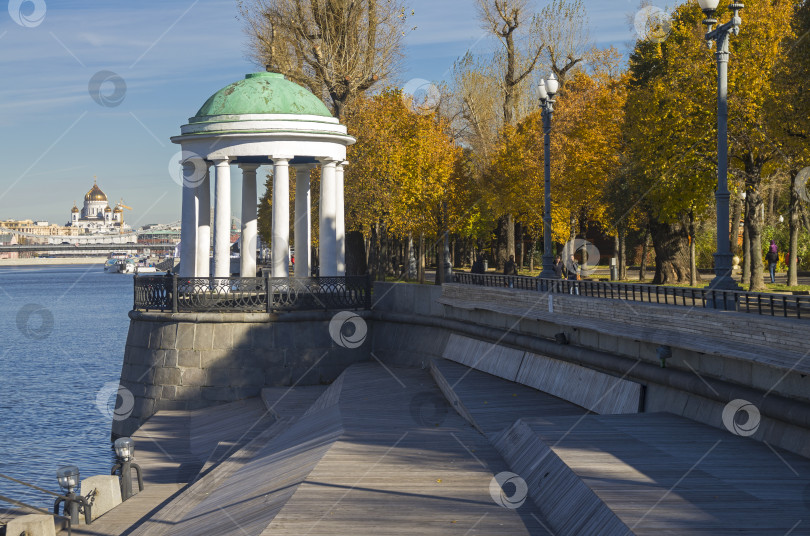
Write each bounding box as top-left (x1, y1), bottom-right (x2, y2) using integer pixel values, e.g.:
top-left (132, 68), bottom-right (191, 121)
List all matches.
top-left (0, 256), bottom-right (107, 266)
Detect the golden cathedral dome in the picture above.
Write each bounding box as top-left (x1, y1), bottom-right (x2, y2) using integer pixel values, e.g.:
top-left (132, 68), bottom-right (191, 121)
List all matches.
top-left (71, 203), bottom-right (79, 213)
top-left (104, 206), bottom-right (112, 212)
top-left (85, 182), bottom-right (107, 202)
top-left (113, 206), bottom-right (123, 213)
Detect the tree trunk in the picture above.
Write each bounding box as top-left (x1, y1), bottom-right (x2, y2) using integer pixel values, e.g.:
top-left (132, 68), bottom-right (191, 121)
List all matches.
top-left (506, 213), bottom-right (515, 265)
top-left (495, 217), bottom-right (506, 270)
top-left (613, 234), bottom-right (620, 280)
top-left (569, 212), bottom-right (577, 243)
top-left (639, 229), bottom-right (650, 282)
top-left (742, 197), bottom-right (751, 282)
top-left (345, 230), bottom-right (367, 275)
top-left (364, 229), bottom-right (371, 267)
top-left (788, 169), bottom-right (800, 286)
top-left (407, 235), bottom-right (416, 280)
top-left (689, 214), bottom-right (697, 287)
top-left (618, 227), bottom-right (627, 280)
top-left (649, 219), bottom-right (691, 285)
top-left (370, 222), bottom-right (379, 281)
top-left (744, 158), bottom-right (766, 292)
top-left (418, 233), bottom-right (425, 284)
top-left (528, 237), bottom-right (535, 272)
top-left (516, 222), bottom-right (523, 269)
top-left (730, 191), bottom-right (742, 256)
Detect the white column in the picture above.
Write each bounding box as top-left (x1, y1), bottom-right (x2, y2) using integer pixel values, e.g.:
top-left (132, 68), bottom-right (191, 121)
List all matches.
top-left (335, 161), bottom-right (347, 276)
top-left (319, 158), bottom-right (338, 276)
top-left (293, 165), bottom-right (313, 278)
top-left (212, 158), bottom-right (231, 278)
top-left (179, 160), bottom-right (198, 278)
top-left (239, 164), bottom-right (259, 277)
top-left (271, 157), bottom-right (291, 277)
top-left (195, 166), bottom-right (211, 277)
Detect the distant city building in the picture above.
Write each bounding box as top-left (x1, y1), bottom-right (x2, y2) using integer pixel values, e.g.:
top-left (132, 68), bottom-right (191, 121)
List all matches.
top-left (0, 219), bottom-right (81, 241)
top-left (67, 180), bottom-right (131, 235)
top-left (138, 227), bottom-right (182, 247)
top-left (0, 180), bottom-right (144, 247)
top-left (0, 232), bottom-right (18, 259)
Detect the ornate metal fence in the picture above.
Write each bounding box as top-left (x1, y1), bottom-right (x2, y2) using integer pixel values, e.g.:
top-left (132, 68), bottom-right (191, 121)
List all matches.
top-left (133, 274), bottom-right (372, 313)
top-left (453, 272), bottom-right (810, 320)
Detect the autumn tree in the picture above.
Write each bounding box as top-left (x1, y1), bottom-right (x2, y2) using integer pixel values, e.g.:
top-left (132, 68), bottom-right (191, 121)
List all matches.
top-left (769, 0), bottom-right (810, 286)
top-left (238, 0), bottom-right (410, 119)
top-left (343, 90), bottom-right (467, 279)
top-left (623, 0), bottom-right (795, 288)
top-left (484, 50), bottom-right (627, 264)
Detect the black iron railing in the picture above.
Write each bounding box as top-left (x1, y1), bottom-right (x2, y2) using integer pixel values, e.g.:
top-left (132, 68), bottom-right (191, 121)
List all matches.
top-left (453, 272), bottom-right (810, 320)
top-left (133, 274), bottom-right (372, 313)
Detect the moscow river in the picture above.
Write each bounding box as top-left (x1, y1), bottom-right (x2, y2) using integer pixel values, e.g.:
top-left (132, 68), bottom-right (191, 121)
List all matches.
top-left (0, 265), bottom-right (131, 510)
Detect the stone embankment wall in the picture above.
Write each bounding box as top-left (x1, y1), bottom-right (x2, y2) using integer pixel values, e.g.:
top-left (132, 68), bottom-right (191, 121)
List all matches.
top-left (113, 310), bottom-right (371, 437)
top-left (117, 281), bottom-right (810, 458)
top-left (374, 282), bottom-right (810, 458)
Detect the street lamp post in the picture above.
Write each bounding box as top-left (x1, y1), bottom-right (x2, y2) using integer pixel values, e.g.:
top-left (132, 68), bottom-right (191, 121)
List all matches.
top-left (538, 73), bottom-right (561, 280)
top-left (112, 436), bottom-right (144, 501)
top-left (699, 0), bottom-right (743, 291)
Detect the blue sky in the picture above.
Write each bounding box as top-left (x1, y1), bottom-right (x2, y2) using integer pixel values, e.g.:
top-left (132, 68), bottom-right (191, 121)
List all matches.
top-left (1, 0), bottom-right (666, 225)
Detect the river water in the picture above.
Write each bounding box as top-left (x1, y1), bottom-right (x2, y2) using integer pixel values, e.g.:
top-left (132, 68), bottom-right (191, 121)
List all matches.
top-left (0, 265), bottom-right (131, 511)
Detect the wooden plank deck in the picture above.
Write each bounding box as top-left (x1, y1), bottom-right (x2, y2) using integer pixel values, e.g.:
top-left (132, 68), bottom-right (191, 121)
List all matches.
top-left (499, 413), bottom-right (810, 535)
top-left (431, 358), bottom-right (586, 436)
top-left (70, 398), bottom-right (278, 535)
top-left (261, 364), bottom-right (551, 536)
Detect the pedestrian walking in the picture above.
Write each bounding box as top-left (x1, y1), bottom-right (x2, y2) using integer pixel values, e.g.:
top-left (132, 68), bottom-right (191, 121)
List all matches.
top-left (504, 255), bottom-right (518, 276)
top-left (552, 255), bottom-right (563, 278)
top-left (766, 240), bottom-right (778, 284)
top-left (471, 254), bottom-right (485, 274)
top-left (504, 254), bottom-right (518, 288)
top-left (567, 254), bottom-right (580, 294)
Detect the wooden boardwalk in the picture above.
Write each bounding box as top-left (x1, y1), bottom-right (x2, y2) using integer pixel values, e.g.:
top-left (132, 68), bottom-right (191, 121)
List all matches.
top-left (71, 398), bottom-right (280, 535)
top-left (71, 367), bottom-right (550, 535)
top-left (259, 365), bottom-right (551, 536)
top-left (496, 412), bottom-right (810, 535)
top-left (63, 359), bottom-right (810, 535)
top-left (432, 358), bottom-right (587, 436)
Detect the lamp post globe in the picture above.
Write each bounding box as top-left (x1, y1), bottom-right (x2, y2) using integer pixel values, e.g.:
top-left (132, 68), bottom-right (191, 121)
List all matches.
top-left (538, 79), bottom-right (548, 101)
top-left (697, 0), bottom-right (720, 14)
top-left (56, 466), bottom-right (79, 492)
top-left (545, 73), bottom-right (559, 96)
top-left (114, 437), bottom-right (134, 461)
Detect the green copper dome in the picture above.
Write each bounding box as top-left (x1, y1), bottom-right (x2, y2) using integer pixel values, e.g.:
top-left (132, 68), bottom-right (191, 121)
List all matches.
top-left (193, 72), bottom-right (332, 118)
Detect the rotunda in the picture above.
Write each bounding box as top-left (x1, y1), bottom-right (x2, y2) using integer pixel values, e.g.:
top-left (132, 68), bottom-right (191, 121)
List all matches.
top-left (171, 71), bottom-right (355, 279)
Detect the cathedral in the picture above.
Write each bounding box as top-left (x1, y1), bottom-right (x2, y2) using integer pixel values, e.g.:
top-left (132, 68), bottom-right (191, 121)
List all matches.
top-left (67, 180), bottom-right (131, 234)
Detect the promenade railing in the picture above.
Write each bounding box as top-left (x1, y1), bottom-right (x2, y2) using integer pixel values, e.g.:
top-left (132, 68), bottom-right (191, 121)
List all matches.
top-left (453, 272), bottom-right (810, 320)
top-left (133, 274), bottom-right (372, 313)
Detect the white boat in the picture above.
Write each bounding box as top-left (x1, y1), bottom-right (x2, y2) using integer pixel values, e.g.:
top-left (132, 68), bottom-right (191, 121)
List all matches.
top-left (119, 259), bottom-right (136, 274)
top-left (104, 258), bottom-right (136, 274)
top-left (135, 265), bottom-right (158, 274)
